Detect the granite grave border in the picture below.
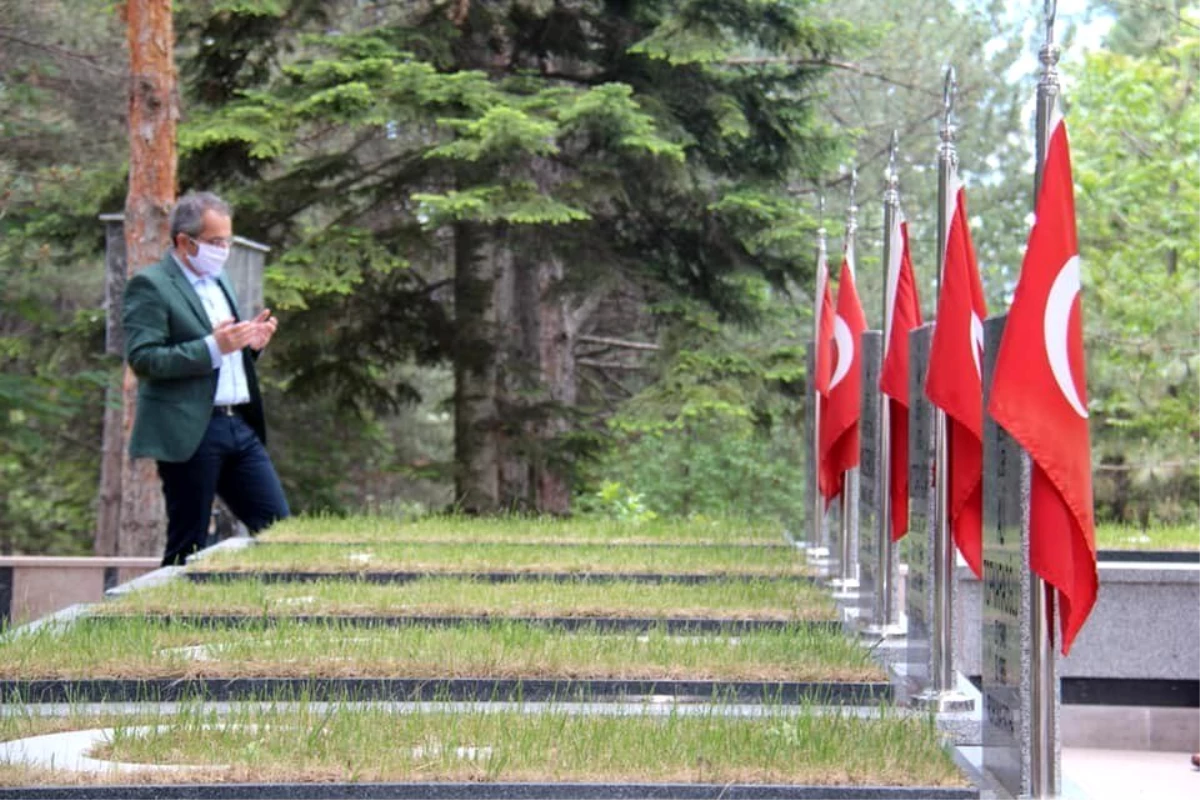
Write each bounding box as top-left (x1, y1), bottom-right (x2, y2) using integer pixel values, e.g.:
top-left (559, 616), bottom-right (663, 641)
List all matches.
top-left (80, 614), bottom-right (839, 634)
top-left (1095, 549), bottom-right (1198, 564)
top-left (258, 539), bottom-right (794, 550)
top-left (0, 678), bottom-right (893, 705)
top-left (185, 571), bottom-right (818, 585)
top-left (0, 781), bottom-right (978, 800)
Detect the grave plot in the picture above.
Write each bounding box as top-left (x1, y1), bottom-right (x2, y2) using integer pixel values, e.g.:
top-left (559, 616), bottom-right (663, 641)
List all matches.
top-left (258, 514), bottom-right (792, 547)
top-left (0, 516), bottom-right (978, 797)
top-left (0, 702), bottom-right (973, 798)
top-left (0, 617), bottom-right (889, 703)
top-left (96, 576), bottom-right (840, 633)
top-left (185, 541), bottom-right (814, 583)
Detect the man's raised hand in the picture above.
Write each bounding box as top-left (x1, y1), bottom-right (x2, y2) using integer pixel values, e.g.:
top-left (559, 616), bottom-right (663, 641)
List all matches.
top-left (213, 318), bottom-right (256, 354)
top-left (246, 309), bottom-right (278, 351)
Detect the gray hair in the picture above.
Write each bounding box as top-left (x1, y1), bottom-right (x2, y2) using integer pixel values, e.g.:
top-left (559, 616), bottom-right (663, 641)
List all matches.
top-left (169, 191), bottom-right (232, 241)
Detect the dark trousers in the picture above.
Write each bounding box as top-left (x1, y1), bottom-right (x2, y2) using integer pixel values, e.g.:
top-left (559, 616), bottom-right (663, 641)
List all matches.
top-left (157, 409), bottom-right (290, 566)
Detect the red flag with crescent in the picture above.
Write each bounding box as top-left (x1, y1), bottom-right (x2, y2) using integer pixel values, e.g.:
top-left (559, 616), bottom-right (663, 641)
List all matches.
top-left (925, 171), bottom-right (987, 578)
top-left (879, 217), bottom-right (923, 540)
top-left (988, 113), bottom-right (1097, 656)
top-left (819, 242), bottom-right (867, 505)
top-left (814, 240), bottom-right (837, 501)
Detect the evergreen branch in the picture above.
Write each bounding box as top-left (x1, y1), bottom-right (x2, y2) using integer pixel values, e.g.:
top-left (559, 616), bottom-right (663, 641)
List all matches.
top-left (569, 292), bottom-right (605, 334)
top-left (535, 64), bottom-right (609, 86)
top-left (415, 278), bottom-right (454, 296)
top-left (0, 29), bottom-right (121, 76)
top-left (578, 359), bottom-right (647, 371)
top-left (577, 335), bottom-right (660, 351)
top-left (723, 57), bottom-right (940, 97)
top-left (585, 365), bottom-right (636, 400)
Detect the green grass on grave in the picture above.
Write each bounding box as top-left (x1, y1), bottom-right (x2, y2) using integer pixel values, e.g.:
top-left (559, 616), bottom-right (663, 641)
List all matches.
top-left (1094, 523), bottom-right (1199, 551)
top-left (188, 541), bottom-right (809, 576)
top-left (0, 702), bottom-right (966, 788)
top-left (0, 618), bottom-right (881, 683)
top-left (100, 577), bottom-right (835, 621)
top-left (258, 514), bottom-right (788, 546)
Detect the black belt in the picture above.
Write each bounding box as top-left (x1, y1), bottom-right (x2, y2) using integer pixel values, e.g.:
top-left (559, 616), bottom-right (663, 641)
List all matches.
top-left (213, 404), bottom-right (248, 417)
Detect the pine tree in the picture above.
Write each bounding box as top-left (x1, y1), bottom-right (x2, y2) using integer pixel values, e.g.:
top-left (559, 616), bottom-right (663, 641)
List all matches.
top-left (172, 0), bottom-right (858, 513)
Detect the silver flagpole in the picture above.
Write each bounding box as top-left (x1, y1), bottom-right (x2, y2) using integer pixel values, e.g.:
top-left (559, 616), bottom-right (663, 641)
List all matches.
top-left (864, 133), bottom-right (905, 637)
top-left (1031, 1), bottom-right (1061, 795)
top-left (811, 195), bottom-right (830, 556)
top-left (832, 169), bottom-right (860, 596)
top-left (915, 67), bottom-right (973, 712)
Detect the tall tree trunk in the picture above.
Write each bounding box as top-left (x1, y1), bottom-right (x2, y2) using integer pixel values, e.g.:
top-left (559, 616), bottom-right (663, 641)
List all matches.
top-left (453, 222), bottom-right (513, 513)
top-left (118, 0), bottom-right (177, 556)
top-left (95, 217), bottom-right (127, 556)
top-left (532, 255), bottom-right (575, 514)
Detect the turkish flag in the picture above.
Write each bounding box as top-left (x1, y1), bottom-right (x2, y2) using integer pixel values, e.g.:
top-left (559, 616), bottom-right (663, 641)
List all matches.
top-left (925, 171), bottom-right (987, 578)
top-left (819, 242), bottom-right (867, 505)
top-left (879, 217), bottom-right (923, 541)
top-left (814, 242), bottom-right (837, 501)
top-left (988, 114), bottom-right (1097, 656)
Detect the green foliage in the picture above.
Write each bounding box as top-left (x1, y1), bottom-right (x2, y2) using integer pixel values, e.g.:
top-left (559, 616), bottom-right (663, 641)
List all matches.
top-left (584, 284), bottom-right (809, 523)
top-left (808, 0), bottom-right (1029, 319)
top-left (0, 0), bottom-right (129, 553)
top-left (172, 0), bottom-right (857, 514)
top-left (1068, 11), bottom-right (1200, 524)
top-left (576, 481), bottom-right (659, 524)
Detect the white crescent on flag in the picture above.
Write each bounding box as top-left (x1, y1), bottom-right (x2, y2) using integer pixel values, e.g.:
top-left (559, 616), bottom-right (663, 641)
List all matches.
top-left (830, 314), bottom-right (853, 390)
top-left (970, 311), bottom-right (984, 380)
top-left (1044, 254), bottom-right (1088, 418)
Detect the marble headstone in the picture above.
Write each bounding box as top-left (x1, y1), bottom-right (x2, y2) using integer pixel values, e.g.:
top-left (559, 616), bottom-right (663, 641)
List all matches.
top-left (904, 323), bottom-right (936, 691)
top-left (804, 346), bottom-right (830, 552)
top-left (832, 468), bottom-right (860, 587)
top-left (855, 331), bottom-right (898, 624)
top-left (980, 314), bottom-right (1060, 798)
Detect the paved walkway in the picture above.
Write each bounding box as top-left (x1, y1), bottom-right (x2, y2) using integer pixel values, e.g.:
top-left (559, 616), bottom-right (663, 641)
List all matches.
top-left (1062, 748), bottom-right (1198, 800)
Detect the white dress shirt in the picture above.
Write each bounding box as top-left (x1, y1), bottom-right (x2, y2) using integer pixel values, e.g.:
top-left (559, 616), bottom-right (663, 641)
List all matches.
top-left (174, 254), bottom-right (251, 406)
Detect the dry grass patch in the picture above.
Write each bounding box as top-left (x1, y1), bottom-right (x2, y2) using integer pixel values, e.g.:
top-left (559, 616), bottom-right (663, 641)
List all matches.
top-left (0, 703), bottom-right (966, 788)
top-left (102, 577), bottom-right (835, 621)
top-left (0, 619), bottom-right (883, 683)
top-left (189, 541), bottom-right (808, 576)
top-left (260, 514), bottom-right (788, 547)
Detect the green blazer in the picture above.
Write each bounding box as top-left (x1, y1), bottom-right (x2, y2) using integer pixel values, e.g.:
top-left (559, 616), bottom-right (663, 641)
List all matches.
top-left (122, 252), bottom-right (266, 462)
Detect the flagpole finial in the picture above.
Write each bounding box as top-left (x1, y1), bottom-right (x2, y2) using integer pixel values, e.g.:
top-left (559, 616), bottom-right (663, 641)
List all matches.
top-left (885, 131), bottom-right (900, 207)
top-left (940, 66), bottom-right (959, 170)
top-left (1040, 0), bottom-right (1061, 94)
top-left (1036, 0), bottom-right (1062, 193)
top-left (816, 193), bottom-right (828, 262)
top-left (846, 166), bottom-right (859, 239)
top-left (942, 65), bottom-right (957, 127)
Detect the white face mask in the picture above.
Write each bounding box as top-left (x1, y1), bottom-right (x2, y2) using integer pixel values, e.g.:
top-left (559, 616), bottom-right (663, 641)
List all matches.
top-left (189, 240), bottom-right (231, 278)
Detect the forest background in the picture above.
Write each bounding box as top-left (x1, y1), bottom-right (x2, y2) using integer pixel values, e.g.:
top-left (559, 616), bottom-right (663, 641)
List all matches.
top-left (1, 0), bottom-right (1196, 555)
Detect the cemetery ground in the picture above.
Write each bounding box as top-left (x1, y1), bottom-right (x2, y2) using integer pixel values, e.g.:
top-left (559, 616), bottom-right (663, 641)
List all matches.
top-left (0, 515), bottom-right (978, 798)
